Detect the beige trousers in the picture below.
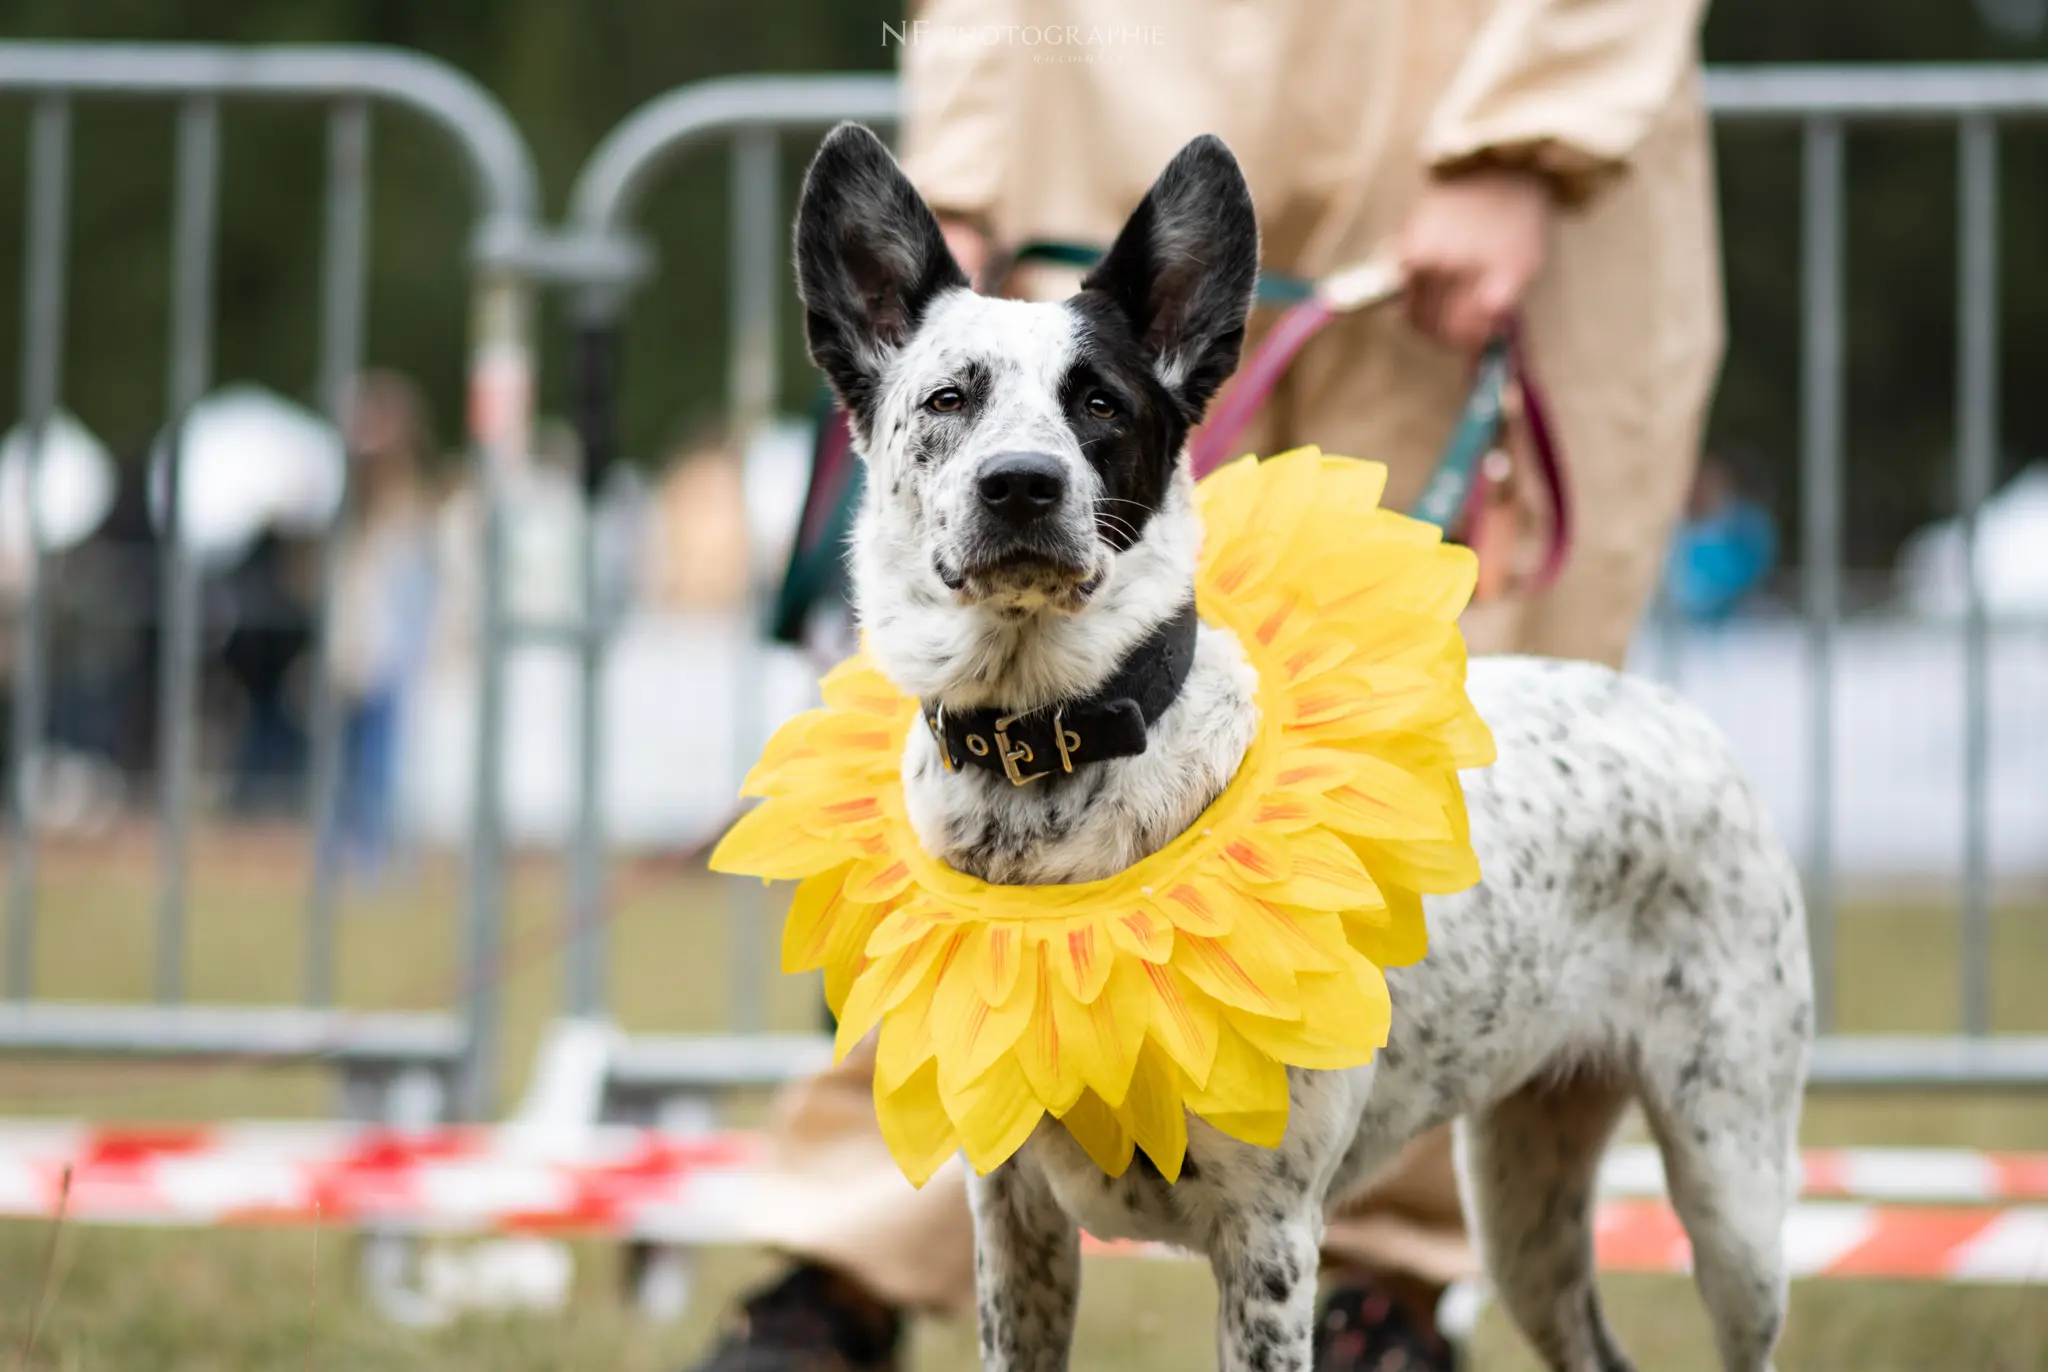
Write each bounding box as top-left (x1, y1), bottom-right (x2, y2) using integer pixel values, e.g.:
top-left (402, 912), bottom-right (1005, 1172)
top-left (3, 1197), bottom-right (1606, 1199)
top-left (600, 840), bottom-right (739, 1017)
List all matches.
top-left (746, 296), bottom-right (1710, 1314)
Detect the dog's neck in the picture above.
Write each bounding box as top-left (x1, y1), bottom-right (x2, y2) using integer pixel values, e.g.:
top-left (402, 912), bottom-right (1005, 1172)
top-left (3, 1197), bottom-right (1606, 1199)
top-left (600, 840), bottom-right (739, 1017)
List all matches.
top-left (853, 471), bottom-right (1205, 714)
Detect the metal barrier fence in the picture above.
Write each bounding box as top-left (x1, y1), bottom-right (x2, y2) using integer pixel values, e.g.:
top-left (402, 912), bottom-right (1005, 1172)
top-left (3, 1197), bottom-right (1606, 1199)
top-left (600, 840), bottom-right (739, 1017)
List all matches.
top-left (3, 58), bottom-right (2045, 1163)
top-left (0, 43), bottom-right (553, 1125)
top-left (539, 67), bottom-right (2048, 1120)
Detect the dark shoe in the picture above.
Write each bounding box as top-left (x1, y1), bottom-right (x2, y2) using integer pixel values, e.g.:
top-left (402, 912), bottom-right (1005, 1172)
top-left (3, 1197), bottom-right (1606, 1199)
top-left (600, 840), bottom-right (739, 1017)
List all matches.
top-left (686, 1262), bottom-right (903, 1372)
top-left (1313, 1275), bottom-right (1457, 1372)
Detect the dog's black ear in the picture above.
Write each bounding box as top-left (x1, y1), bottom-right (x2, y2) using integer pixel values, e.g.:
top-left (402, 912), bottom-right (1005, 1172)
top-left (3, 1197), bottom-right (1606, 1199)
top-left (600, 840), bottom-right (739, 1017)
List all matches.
top-left (1081, 135), bottom-right (1259, 422)
top-left (794, 123), bottom-right (967, 435)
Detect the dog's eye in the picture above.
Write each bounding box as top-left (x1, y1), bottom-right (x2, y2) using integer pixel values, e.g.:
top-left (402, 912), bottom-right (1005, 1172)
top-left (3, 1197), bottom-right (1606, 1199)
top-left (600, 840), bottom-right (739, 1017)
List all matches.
top-left (1085, 392), bottom-right (1118, 421)
top-left (925, 387), bottom-right (964, 415)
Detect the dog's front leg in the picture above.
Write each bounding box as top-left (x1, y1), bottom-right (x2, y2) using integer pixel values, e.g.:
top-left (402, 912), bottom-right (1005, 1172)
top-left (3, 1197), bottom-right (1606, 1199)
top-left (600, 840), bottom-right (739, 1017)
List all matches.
top-left (966, 1160), bottom-right (1080, 1372)
top-left (1210, 1209), bottom-right (1322, 1372)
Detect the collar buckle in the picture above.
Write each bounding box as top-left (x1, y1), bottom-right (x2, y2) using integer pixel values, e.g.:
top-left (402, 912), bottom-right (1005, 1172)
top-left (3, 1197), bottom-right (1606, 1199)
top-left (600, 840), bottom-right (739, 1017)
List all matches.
top-left (992, 713), bottom-right (1049, 786)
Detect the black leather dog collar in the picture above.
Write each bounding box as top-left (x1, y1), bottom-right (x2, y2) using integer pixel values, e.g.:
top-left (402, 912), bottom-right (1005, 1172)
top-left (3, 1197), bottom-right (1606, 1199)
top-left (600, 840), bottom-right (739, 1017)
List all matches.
top-left (921, 600), bottom-right (1200, 786)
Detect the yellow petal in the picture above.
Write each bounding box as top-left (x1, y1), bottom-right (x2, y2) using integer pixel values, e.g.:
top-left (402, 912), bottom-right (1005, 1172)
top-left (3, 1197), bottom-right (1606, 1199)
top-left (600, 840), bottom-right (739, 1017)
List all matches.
top-left (781, 867), bottom-right (855, 973)
top-left (1220, 829), bottom-right (1293, 886)
top-left (1139, 961), bottom-right (1219, 1087)
top-left (1315, 756), bottom-right (1454, 842)
top-left (941, 1053), bottom-right (1046, 1175)
top-left (1106, 908), bottom-right (1175, 963)
top-left (1439, 697), bottom-right (1498, 768)
top-left (1047, 918), bottom-right (1115, 1004)
top-left (1352, 834), bottom-right (1482, 895)
top-left (1272, 827), bottom-right (1383, 910)
top-left (934, 941), bottom-right (1038, 1090)
top-left (834, 930), bottom-right (950, 1057)
top-left (1058, 1089), bottom-right (1135, 1176)
top-left (844, 856), bottom-right (914, 903)
top-left (875, 971), bottom-right (939, 1094)
top-left (876, 1059), bottom-right (960, 1187)
top-left (708, 801), bottom-right (849, 879)
top-left (1308, 542), bottom-right (1477, 622)
top-left (821, 898), bottom-right (890, 1016)
top-left (1183, 1022), bottom-right (1290, 1122)
top-left (742, 709), bottom-right (830, 790)
top-left (1113, 1044), bottom-right (1188, 1181)
top-left (968, 924), bottom-right (1026, 1007)
top-left (865, 904), bottom-right (936, 958)
top-left (1277, 634), bottom-right (1358, 687)
top-left (1049, 956), bottom-right (1148, 1107)
top-left (1175, 933), bottom-right (1298, 1020)
top-left (1192, 454), bottom-right (1264, 546)
top-left (1235, 959), bottom-right (1391, 1070)
top-left (1248, 445), bottom-right (1325, 538)
top-left (1014, 947), bottom-right (1087, 1114)
top-left (1244, 898), bottom-right (1351, 971)
top-left (1159, 879), bottom-right (1248, 936)
top-left (819, 656), bottom-right (907, 716)
top-left (1343, 886), bottom-right (1430, 967)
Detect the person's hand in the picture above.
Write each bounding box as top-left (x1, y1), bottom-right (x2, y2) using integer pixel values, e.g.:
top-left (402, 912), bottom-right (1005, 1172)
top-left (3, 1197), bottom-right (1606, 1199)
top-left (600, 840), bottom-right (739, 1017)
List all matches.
top-left (1397, 168), bottom-right (1554, 353)
top-left (939, 216), bottom-right (992, 290)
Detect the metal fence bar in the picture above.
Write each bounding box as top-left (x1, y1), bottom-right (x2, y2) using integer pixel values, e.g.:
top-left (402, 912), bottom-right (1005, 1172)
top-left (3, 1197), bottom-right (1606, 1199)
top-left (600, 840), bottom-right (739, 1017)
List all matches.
top-left (1707, 64), bottom-right (2048, 119)
top-left (1800, 118), bottom-right (1845, 1036)
top-left (725, 127), bottom-right (781, 1035)
top-left (304, 99), bottom-right (372, 1006)
top-left (459, 272), bottom-right (537, 1119)
top-left (566, 310), bottom-right (615, 1020)
top-left (154, 96), bottom-right (221, 1006)
top-left (1956, 116), bottom-right (1999, 1039)
top-left (6, 95), bottom-right (72, 1001)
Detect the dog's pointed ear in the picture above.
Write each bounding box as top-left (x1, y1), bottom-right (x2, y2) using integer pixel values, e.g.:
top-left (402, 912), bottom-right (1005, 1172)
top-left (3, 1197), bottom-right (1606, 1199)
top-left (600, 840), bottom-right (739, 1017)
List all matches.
top-left (1081, 134), bottom-right (1259, 422)
top-left (794, 123), bottom-right (968, 435)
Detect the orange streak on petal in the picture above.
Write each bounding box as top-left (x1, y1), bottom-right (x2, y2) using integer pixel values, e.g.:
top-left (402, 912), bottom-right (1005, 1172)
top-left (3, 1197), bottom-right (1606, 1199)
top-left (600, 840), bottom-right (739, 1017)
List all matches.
top-left (1224, 841), bottom-right (1276, 881)
top-left (803, 887), bottom-right (847, 965)
top-left (1145, 962), bottom-right (1204, 1048)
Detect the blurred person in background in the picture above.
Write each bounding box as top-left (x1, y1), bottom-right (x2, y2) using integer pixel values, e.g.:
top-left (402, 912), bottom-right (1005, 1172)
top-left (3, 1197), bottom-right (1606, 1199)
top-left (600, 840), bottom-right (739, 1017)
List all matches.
top-left (1664, 447), bottom-right (1778, 623)
top-left (693, 3), bottom-right (1723, 1370)
top-left (326, 371), bottom-right (438, 879)
top-left (646, 431), bottom-right (752, 614)
top-left (219, 525), bottom-right (318, 813)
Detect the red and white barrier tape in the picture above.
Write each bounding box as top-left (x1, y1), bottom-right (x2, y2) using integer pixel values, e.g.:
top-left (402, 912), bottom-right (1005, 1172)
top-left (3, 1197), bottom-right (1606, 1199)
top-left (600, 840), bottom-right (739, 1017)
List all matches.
top-left (0, 1124), bottom-right (2042, 1283)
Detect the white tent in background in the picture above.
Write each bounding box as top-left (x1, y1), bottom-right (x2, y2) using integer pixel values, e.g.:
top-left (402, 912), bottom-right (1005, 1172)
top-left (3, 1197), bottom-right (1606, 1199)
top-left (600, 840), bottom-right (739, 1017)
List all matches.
top-left (0, 410), bottom-right (118, 557)
top-left (148, 383), bottom-right (346, 567)
top-left (1900, 461), bottom-right (2048, 616)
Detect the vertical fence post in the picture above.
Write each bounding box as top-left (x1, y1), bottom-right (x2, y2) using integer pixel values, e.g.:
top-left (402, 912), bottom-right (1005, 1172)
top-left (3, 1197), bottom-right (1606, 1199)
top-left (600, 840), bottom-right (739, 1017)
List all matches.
top-left (725, 126), bottom-right (780, 1034)
top-left (6, 95), bottom-right (72, 1000)
top-left (1956, 116), bottom-right (1998, 1039)
top-left (566, 294), bottom-right (622, 1020)
top-left (156, 96), bottom-right (221, 1006)
top-left (457, 269), bottom-right (535, 1119)
top-left (1801, 117), bottom-right (1845, 1035)
top-left (305, 99), bottom-right (372, 1006)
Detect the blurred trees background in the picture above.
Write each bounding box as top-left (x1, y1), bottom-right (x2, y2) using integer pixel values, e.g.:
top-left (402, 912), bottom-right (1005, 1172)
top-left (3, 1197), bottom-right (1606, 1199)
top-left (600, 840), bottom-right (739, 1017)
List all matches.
top-left (0, 0), bottom-right (2043, 574)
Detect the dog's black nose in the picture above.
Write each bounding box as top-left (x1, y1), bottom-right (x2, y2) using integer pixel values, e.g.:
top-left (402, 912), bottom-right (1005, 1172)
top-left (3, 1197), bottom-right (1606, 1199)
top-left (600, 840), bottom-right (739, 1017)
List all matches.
top-left (976, 451), bottom-right (1067, 525)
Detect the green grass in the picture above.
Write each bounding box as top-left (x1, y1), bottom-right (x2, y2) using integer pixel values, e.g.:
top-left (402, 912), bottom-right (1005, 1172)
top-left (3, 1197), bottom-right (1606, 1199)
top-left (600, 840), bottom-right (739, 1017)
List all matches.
top-left (2, 828), bottom-right (2046, 1369)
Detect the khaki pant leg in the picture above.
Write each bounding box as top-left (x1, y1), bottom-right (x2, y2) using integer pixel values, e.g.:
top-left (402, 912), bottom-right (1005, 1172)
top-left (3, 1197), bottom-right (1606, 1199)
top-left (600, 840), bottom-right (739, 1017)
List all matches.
top-left (742, 1034), bottom-right (980, 1315)
top-left (1266, 294), bottom-right (1712, 1279)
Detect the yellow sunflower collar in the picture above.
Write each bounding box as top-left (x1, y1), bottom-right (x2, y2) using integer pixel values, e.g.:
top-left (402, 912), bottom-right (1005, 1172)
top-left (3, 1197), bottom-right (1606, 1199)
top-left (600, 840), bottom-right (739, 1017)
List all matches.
top-left (711, 448), bottom-right (1496, 1186)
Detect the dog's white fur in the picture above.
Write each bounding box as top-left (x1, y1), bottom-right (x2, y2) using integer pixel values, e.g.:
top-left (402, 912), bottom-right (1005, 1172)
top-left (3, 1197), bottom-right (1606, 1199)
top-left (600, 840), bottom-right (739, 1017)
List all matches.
top-left (798, 125), bottom-right (1811, 1372)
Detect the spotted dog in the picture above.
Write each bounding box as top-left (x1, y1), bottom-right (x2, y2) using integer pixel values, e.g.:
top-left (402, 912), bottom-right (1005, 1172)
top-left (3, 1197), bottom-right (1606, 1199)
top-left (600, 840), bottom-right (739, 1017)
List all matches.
top-left (792, 123), bottom-right (1812, 1372)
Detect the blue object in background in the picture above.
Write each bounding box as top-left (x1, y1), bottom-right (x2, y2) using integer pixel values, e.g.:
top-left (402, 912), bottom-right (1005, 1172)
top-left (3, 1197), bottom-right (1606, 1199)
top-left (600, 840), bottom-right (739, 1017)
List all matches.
top-left (1666, 499), bottom-right (1777, 622)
